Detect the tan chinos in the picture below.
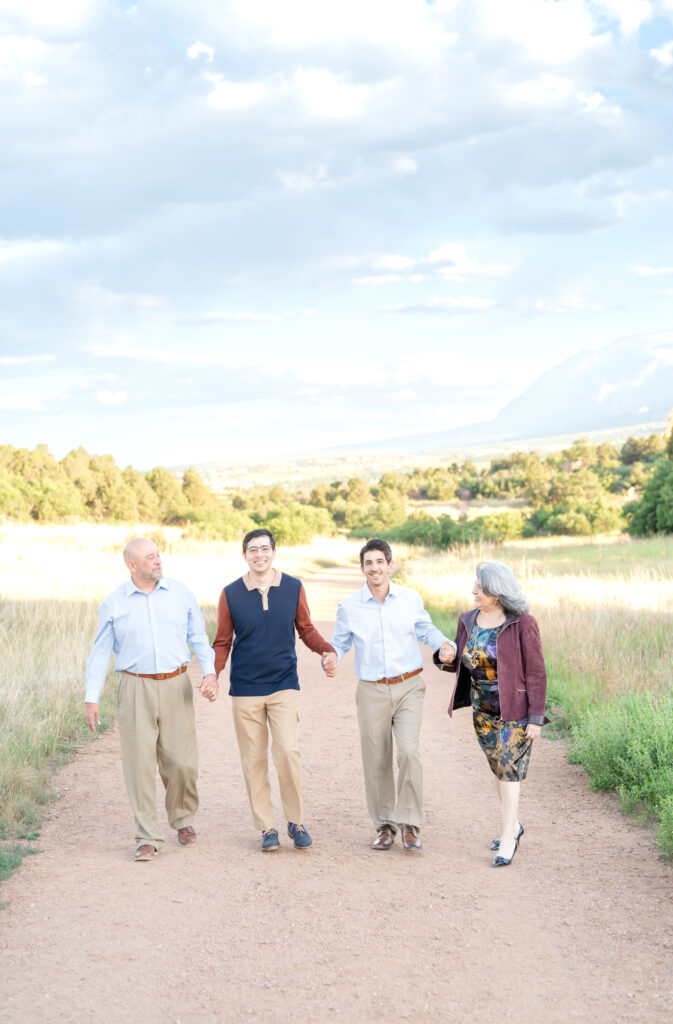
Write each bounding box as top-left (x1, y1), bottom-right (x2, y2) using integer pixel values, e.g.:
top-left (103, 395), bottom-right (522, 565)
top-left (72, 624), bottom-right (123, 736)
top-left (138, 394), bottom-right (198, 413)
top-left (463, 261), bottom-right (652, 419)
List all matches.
top-left (356, 673), bottom-right (426, 830)
top-left (231, 689), bottom-right (302, 832)
top-left (117, 669), bottom-right (198, 849)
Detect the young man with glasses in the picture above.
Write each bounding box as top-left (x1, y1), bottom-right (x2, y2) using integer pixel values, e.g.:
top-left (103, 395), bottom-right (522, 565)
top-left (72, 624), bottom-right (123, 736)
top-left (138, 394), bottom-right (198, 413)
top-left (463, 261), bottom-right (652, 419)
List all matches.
top-left (212, 528), bottom-right (335, 851)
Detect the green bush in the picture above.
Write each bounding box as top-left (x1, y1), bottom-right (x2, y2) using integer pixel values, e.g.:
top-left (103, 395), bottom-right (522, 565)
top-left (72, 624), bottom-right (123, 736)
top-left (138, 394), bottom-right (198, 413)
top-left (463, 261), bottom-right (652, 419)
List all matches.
top-left (569, 692), bottom-right (673, 856)
top-left (263, 503), bottom-right (337, 546)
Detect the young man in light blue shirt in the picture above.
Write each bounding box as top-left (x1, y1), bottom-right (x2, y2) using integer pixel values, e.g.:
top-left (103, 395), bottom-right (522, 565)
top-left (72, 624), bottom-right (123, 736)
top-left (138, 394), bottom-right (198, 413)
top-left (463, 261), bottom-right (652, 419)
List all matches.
top-left (85, 537), bottom-right (217, 861)
top-left (324, 538), bottom-right (454, 851)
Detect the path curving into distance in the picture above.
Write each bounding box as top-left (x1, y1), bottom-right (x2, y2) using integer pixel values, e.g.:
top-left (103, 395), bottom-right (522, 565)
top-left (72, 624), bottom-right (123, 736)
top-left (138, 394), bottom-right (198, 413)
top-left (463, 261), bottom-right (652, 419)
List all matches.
top-left (1, 565), bottom-right (672, 1023)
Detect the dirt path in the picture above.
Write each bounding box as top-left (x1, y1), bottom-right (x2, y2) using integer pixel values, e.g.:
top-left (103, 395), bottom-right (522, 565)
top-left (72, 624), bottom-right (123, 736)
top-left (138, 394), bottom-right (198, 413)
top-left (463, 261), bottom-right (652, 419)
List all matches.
top-left (1, 566), bottom-right (673, 1024)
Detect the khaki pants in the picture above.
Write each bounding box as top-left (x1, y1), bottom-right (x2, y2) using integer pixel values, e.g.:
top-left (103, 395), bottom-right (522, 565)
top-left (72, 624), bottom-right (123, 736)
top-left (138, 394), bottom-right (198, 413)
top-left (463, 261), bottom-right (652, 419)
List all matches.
top-left (117, 670), bottom-right (198, 849)
top-left (356, 674), bottom-right (426, 830)
top-left (231, 689), bottom-right (302, 832)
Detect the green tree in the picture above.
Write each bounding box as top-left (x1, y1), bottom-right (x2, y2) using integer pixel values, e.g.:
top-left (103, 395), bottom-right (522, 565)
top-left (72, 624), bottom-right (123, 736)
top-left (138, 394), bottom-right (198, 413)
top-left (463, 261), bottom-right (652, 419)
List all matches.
top-left (182, 467), bottom-right (213, 509)
top-left (145, 466), bottom-right (189, 522)
top-left (627, 456), bottom-right (673, 535)
top-left (620, 435), bottom-right (665, 465)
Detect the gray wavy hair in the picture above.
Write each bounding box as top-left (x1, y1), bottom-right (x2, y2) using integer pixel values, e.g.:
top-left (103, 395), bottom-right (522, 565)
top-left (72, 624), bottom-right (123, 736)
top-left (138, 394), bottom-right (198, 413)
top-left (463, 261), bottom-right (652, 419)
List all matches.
top-left (476, 560), bottom-right (529, 615)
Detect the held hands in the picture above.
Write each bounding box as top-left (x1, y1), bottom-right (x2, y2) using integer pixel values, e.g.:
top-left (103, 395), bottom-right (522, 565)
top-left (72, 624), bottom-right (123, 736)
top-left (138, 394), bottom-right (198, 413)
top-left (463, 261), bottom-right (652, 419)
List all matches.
top-left (198, 673), bottom-right (219, 702)
top-left (322, 651), bottom-right (338, 677)
top-left (438, 641), bottom-right (456, 664)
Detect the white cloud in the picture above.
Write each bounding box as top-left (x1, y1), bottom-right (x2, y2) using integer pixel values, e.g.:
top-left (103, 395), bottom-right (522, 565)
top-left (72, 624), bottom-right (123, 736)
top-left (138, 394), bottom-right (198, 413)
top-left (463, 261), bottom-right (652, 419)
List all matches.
top-left (278, 164), bottom-right (329, 193)
top-left (532, 294), bottom-right (606, 314)
top-left (475, 0), bottom-right (600, 64)
top-left (0, 354), bottom-right (53, 365)
top-left (391, 155), bottom-right (418, 176)
top-left (630, 265), bottom-right (673, 276)
top-left (0, 239), bottom-right (67, 265)
top-left (187, 41), bottom-right (215, 62)
top-left (377, 254), bottom-right (416, 271)
top-left (593, 0), bottom-right (652, 36)
top-left (577, 90), bottom-right (605, 112)
top-left (294, 69), bottom-right (370, 120)
top-left (508, 75), bottom-right (574, 108)
top-left (188, 311), bottom-right (281, 323)
top-left (97, 390), bottom-right (128, 406)
top-left (0, 34), bottom-right (47, 63)
top-left (0, 393), bottom-right (42, 410)
top-left (385, 296), bottom-right (495, 314)
top-left (429, 296), bottom-right (494, 310)
top-left (205, 75), bottom-right (265, 111)
top-left (428, 243), bottom-right (511, 280)
top-left (650, 40), bottom-right (673, 68)
top-left (228, 0), bottom-right (454, 54)
top-left (0, 0), bottom-right (91, 30)
top-left (357, 274), bottom-right (401, 286)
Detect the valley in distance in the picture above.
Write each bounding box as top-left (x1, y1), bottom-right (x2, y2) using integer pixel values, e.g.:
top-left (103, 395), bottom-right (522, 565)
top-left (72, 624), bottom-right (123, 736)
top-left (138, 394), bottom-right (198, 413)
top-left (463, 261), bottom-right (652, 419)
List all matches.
top-left (172, 418), bottom-right (668, 494)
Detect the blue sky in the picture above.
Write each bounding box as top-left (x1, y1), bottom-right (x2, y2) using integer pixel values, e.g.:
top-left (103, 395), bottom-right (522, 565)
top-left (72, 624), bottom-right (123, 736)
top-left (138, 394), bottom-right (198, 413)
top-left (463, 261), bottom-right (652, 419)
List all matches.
top-left (1, 0), bottom-right (673, 468)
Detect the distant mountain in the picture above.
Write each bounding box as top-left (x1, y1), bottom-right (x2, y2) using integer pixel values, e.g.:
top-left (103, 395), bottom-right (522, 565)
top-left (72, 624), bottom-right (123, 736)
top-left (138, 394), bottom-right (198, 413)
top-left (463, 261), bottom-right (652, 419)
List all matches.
top-left (339, 334), bottom-right (673, 453)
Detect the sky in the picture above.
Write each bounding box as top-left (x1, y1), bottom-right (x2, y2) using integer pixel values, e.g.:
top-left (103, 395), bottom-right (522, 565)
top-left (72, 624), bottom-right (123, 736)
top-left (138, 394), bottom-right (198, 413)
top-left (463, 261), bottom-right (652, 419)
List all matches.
top-left (1, 0), bottom-right (673, 470)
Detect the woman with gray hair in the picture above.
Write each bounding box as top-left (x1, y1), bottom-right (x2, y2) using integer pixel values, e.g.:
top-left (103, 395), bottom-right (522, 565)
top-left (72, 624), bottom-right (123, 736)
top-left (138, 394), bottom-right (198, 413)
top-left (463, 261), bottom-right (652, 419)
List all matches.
top-left (435, 560), bottom-right (548, 867)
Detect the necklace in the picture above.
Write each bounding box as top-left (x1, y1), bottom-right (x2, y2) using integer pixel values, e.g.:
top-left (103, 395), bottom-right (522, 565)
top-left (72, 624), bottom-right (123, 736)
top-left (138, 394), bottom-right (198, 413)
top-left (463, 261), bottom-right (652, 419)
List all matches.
top-left (463, 620), bottom-right (503, 672)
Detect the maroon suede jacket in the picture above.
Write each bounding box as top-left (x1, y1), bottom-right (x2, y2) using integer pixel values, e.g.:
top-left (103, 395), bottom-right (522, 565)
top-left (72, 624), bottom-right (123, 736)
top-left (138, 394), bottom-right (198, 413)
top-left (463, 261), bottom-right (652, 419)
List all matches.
top-left (433, 608), bottom-right (549, 725)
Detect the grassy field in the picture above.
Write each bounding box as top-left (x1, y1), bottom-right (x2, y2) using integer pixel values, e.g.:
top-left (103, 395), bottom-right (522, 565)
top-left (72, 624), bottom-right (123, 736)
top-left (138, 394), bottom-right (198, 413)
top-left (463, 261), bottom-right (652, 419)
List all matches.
top-left (0, 523), bottom-right (362, 880)
top-left (398, 533), bottom-right (673, 855)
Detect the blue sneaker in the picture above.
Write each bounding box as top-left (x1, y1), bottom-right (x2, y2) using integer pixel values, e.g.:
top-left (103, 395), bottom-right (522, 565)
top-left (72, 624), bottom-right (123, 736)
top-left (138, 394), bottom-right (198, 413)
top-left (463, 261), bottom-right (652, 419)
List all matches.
top-left (287, 822), bottom-right (313, 848)
top-left (261, 828), bottom-right (279, 852)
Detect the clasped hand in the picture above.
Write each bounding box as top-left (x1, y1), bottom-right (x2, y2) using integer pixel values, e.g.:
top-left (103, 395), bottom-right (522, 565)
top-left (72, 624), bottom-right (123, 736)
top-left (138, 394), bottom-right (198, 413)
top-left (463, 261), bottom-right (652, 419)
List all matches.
top-left (198, 673), bottom-right (218, 701)
top-left (437, 641), bottom-right (455, 664)
top-left (322, 651), bottom-right (338, 677)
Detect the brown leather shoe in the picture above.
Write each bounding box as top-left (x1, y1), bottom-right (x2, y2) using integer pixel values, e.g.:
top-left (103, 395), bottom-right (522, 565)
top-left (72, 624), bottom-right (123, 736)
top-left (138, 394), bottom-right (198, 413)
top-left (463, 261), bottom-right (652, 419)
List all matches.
top-left (372, 825), bottom-right (395, 850)
top-left (401, 824), bottom-right (422, 851)
top-left (177, 825), bottom-right (198, 846)
top-left (134, 844), bottom-right (157, 861)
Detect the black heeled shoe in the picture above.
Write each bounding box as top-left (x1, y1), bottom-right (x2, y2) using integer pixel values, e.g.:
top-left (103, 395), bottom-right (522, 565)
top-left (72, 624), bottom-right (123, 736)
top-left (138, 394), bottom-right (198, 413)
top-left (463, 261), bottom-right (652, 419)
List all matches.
top-left (493, 835), bottom-right (519, 867)
top-left (491, 823), bottom-right (524, 851)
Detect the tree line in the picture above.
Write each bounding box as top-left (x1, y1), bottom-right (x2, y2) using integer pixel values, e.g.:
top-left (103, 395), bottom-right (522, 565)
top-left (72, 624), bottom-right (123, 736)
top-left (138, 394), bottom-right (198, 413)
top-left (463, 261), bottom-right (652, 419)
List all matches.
top-left (0, 429), bottom-right (671, 546)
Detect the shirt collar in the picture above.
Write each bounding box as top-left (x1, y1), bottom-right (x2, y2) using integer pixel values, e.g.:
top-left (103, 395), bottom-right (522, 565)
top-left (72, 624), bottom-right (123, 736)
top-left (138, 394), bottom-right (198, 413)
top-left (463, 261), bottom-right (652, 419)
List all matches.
top-left (125, 576), bottom-right (169, 596)
top-left (361, 580), bottom-right (400, 602)
top-left (243, 569), bottom-right (282, 592)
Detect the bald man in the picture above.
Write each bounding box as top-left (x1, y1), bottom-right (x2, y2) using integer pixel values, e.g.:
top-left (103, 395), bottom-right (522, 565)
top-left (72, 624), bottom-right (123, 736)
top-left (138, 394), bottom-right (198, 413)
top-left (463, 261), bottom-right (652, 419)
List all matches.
top-left (85, 537), bottom-right (217, 861)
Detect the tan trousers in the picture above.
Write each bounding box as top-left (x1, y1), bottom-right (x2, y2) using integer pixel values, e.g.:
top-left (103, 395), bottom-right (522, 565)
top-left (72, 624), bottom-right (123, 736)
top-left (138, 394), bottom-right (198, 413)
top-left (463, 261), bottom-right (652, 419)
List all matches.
top-left (117, 670), bottom-right (198, 849)
top-left (356, 674), bottom-right (426, 830)
top-left (231, 689), bottom-right (303, 832)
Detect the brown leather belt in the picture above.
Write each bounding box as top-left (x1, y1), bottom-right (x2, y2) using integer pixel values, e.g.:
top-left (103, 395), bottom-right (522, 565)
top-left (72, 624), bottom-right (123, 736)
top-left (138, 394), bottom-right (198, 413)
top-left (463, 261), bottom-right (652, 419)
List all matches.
top-left (122, 665), bottom-right (188, 680)
top-left (370, 667), bottom-right (423, 685)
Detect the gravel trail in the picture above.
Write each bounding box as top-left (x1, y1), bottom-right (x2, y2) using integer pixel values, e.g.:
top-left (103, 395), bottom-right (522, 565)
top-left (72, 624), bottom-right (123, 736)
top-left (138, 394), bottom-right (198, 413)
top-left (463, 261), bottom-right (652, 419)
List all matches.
top-left (1, 565), bottom-right (672, 1024)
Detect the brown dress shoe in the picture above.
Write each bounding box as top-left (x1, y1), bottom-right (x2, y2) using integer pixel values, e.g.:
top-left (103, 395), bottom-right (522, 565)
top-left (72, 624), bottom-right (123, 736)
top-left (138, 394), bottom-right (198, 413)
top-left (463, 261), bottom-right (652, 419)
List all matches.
top-left (134, 844), bottom-right (157, 861)
top-left (372, 825), bottom-right (395, 850)
top-left (401, 824), bottom-right (422, 851)
top-left (177, 826), bottom-right (198, 846)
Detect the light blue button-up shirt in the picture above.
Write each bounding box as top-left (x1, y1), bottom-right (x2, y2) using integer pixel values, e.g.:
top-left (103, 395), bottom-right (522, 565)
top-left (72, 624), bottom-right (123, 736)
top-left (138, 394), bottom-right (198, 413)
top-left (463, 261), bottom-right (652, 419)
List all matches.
top-left (330, 581), bottom-right (451, 681)
top-left (85, 576), bottom-right (215, 704)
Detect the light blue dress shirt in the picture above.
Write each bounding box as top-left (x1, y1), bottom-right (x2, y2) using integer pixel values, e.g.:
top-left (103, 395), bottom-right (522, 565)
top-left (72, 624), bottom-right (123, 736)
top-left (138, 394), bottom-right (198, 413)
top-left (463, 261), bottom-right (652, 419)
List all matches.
top-left (331, 581), bottom-right (452, 681)
top-left (85, 576), bottom-right (215, 704)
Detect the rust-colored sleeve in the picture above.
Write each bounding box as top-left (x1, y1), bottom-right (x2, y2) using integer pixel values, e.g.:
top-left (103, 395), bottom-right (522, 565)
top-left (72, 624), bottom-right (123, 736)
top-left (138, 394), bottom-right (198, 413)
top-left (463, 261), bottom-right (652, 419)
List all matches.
top-left (213, 589), bottom-right (234, 676)
top-left (295, 585), bottom-right (335, 656)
